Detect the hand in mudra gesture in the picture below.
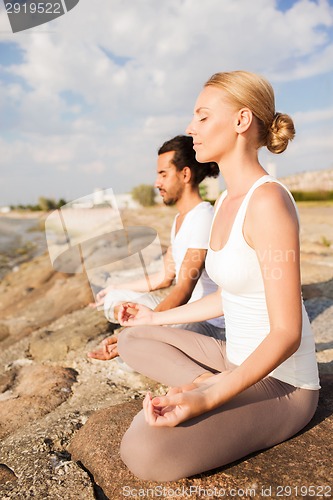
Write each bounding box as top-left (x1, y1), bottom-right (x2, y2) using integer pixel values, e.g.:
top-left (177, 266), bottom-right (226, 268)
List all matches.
top-left (143, 384), bottom-right (209, 428)
top-left (119, 302), bottom-right (154, 326)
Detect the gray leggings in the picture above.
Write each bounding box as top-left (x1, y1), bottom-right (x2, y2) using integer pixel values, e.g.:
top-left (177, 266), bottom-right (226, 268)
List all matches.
top-left (118, 326), bottom-right (319, 481)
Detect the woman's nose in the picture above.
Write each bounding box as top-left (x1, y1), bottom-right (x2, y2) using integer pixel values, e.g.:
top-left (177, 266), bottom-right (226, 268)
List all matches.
top-left (186, 119), bottom-right (196, 136)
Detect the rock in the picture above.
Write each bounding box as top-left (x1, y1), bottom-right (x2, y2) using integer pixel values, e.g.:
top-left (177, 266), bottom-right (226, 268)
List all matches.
top-left (319, 278), bottom-right (333, 300)
top-left (69, 376), bottom-right (333, 500)
top-left (0, 425), bottom-right (95, 499)
top-left (304, 297), bottom-right (333, 323)
top-left (0, 369), bottom-right (15, 394)
top-left (302, 283), bottom-right (324, 300)
top-left (0, 365), bottom-right (77, 439)
top-left (0, 206), bottom-right (332, 498)
top-left (69, 400), bottom-right (145, 498)
top-left (0, 253), bottom-right (94, 347)
top-left (303, 278), bottom-right (333, 301)
top-left (28, 307), bottom-right (111, 362)
top-left (0, 323), bottom-right (10, 342)
top-left (0, 463), bottom-right (17, 485)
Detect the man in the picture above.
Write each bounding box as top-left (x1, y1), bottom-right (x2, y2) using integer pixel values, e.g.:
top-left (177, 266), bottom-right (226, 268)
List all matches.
top-left (88, 135), bottom-right (225, 360)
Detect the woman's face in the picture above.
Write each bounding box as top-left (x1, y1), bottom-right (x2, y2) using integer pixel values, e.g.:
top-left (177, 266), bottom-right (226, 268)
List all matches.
top-left (186, 85), bottom-right (239, 164)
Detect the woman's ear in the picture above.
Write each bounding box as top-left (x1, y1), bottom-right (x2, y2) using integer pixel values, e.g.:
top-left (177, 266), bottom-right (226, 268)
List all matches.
top-left (236, 108), bottom-right (253, 133)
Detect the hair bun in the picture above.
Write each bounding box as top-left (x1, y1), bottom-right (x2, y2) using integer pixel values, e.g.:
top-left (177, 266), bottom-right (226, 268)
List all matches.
top-left (267, 112), bottom-right (295, 154)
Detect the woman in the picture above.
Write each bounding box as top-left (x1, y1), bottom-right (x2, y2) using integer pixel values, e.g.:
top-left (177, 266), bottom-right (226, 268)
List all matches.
top-left (117, 71), bottom-right (320, 481)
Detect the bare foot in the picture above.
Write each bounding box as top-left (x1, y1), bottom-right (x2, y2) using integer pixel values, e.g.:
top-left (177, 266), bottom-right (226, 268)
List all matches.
top-left (88, 336), bottom-right (119, 361)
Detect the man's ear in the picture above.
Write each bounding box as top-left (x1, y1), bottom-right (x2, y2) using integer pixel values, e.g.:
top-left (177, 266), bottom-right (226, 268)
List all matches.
top-left (236, 108), bottom-right (253, 133)
top-left (182, 166), bottom-right (192, 184)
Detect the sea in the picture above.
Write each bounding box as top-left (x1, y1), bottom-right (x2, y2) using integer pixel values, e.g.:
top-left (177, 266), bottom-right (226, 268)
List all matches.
top-left (0, 214), bottom-right (47, 280)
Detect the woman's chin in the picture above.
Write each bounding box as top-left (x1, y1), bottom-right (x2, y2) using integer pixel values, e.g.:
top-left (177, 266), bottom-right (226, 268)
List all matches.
top-left (194, 150), bottom-right (208, 163)
top-left (198, 152), bottom-right (220, 165)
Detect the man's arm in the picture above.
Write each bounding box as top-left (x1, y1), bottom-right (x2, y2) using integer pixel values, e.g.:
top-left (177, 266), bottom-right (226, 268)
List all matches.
top-left (90, 245), bottom-right (176, 308)
top-left (155, 248), bottom-right (206, 312)
top-left (114, 245), bottom-right (176, 292)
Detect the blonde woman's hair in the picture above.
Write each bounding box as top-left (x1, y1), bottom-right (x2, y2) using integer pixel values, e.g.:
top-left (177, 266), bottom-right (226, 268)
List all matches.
top-left (205, 71), bottom-right (295, 154)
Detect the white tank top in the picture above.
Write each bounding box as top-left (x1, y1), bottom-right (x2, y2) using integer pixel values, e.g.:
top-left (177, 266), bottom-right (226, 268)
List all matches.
top-left (205, 175), bottom-right (320, 390)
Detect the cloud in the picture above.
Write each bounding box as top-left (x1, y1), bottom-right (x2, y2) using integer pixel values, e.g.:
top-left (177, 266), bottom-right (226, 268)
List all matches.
top-left (0, 0), bottom-right (333, 204)
top-left (293, 107), bottom-right (333, 125)
top-left (270, 43), bottom-right (333, 82)
top-left (80, 160), bottom-right (106, 174)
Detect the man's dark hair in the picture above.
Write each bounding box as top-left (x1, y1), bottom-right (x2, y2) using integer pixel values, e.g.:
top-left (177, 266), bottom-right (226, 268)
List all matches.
top-left (158, 135), bottom-right (219, 186)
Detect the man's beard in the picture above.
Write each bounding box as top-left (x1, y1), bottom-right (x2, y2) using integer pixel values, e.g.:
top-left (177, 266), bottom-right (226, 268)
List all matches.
top-left (160, 185), bottom-right (183, 206)
top-left (162, 196), bottom-right (177, 206)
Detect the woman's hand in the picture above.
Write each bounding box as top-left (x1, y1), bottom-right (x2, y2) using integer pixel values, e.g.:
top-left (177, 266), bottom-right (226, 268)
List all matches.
top-left (118, 302), bottom-right (155, 326)
top-left (143, 371), bottom-right (236, 427)
top-left (143, 384), bottom-right (209, 427)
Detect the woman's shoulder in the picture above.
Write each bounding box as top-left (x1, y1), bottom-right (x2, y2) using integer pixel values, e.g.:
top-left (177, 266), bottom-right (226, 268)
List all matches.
top-left (247, 181), bottom-right (298, 225)
top-left (251, 180), bottom-right (294, 208)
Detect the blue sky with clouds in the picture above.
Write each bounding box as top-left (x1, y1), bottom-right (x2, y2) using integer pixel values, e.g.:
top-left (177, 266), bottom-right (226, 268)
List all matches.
top-left (0, 0), bottom-right (333, 205)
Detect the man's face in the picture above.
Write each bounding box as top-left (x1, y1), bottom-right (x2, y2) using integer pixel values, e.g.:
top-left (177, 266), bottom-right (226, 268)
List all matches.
top-left (155, 151), bottom-right (185, 206)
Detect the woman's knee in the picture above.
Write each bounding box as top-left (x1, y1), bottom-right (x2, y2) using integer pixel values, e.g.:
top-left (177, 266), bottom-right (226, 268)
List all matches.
top-left (120, 416), bottom-right (183, 482)
top-left (117, 327), bottom-right (142, 358)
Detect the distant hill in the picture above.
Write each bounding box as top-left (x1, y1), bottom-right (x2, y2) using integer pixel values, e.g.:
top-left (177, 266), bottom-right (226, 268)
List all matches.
top-left (279, 168), bottom-right (333, 191)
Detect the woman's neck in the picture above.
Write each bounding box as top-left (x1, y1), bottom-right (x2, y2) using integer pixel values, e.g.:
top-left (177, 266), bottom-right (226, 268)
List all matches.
top-left (218, 150), bottom-right (266, 198)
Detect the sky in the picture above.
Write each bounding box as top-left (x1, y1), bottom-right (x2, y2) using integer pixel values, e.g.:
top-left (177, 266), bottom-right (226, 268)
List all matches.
top-left (0, 0), bottom-right (333, 206)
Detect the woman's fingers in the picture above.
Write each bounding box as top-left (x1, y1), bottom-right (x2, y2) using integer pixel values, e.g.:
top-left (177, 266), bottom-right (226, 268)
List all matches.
top-left (143, 386), bottom-right (208, 428)
top-left (119, 303), bottom-right (154, 325)
top-left (118, 303), bottom-right (138, 324)
top-left (143, 393), bottom-right (158, 425)
top-left (152, 392), bottom-right (183, 408)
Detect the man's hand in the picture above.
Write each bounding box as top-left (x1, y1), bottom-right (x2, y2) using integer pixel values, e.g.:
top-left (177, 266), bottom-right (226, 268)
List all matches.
top-left (88, 286), bottom-right (111, 309)
top-left (88, 336), bottom-right (119, 360)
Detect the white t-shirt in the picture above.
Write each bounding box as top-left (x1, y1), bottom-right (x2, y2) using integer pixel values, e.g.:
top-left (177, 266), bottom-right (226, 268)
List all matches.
top-left (171, 201), bottom-right (225, 329)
